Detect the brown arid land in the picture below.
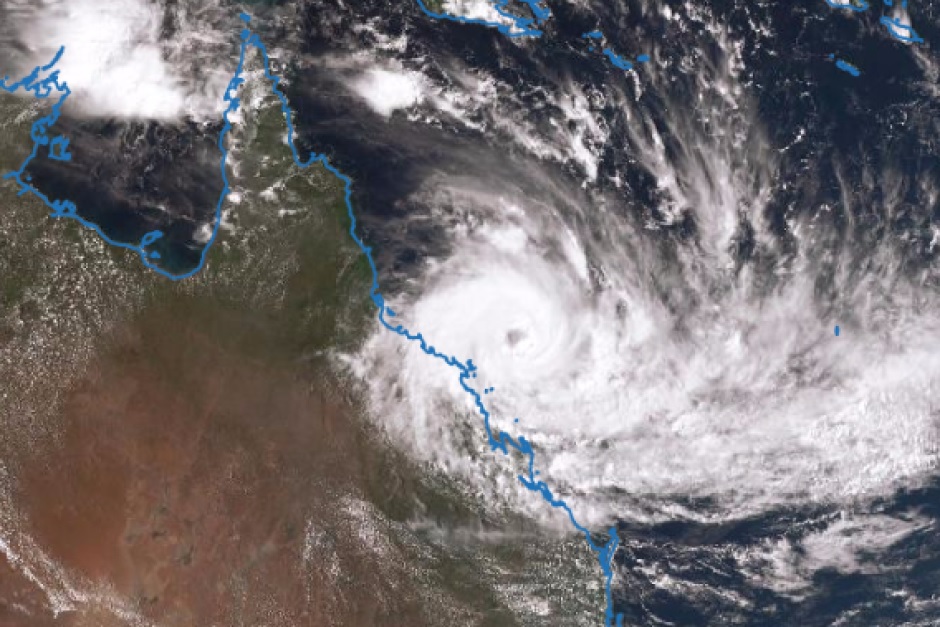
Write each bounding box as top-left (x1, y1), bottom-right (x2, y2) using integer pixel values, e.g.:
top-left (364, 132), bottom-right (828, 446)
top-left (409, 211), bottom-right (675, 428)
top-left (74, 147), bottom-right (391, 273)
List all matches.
top-left (0, 78), bottom-right (600, 627)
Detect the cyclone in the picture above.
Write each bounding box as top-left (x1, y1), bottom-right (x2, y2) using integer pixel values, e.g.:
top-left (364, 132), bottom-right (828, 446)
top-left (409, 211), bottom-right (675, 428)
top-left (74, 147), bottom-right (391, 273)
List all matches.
top-left (357, 177), bottom-right (940, 528)
top-left (339, 0), bottom-right (940, 534)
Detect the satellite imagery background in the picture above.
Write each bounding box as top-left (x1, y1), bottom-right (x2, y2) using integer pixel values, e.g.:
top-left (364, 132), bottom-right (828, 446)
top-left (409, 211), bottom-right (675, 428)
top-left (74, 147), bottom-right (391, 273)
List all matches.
top-left (1, 0), bottom-right (940, 625)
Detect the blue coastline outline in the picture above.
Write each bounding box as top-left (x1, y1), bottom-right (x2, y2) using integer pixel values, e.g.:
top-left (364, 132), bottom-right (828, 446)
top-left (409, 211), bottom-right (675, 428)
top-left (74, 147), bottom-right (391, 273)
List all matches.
top-left (602, 49), bottom-right (634, 71)
top-left (822, 0), bottom-right (924, 44)
top-left (879, 15), bottom-right (924, 43)
top-left (824, 0), bottom-right (870, 12)
top-left (0, 11), bottom-right (624, 627)
top-left (414, 0), bottom-right (551, 38)
top-left (835, 59), bottom-right (861, 76)
top-left (0, 30), bottom-right (255, 280)
top-left (581, 31), bottom-right (650, 72)
top-left (829, 54), bottom-right (862, 76)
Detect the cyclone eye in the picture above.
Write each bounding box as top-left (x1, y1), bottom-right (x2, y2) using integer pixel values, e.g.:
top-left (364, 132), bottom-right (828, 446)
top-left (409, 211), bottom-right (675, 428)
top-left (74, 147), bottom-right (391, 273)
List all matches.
top-left (506, 328), bottom-right (527, 348)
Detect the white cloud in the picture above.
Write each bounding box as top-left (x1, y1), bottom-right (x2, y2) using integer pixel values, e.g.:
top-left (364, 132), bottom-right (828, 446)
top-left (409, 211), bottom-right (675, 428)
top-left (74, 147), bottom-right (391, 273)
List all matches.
top-left (744, 513), bottom-right (928, 597)
top-left (352, 67), bottom-right (425, 117)
top-left (11, 0), bottom-right (229, 120)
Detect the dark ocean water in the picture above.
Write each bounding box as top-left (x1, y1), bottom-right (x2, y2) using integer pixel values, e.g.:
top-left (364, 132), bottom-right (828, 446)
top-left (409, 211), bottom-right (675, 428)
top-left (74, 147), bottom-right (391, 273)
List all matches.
top-left (614, 481), bottom-right (940, 625)
top-left (14, 0), bottom-right (940, 624)
top-left (284, 2), bottom-right (940, 624)
top-left (25, 117), bottom-right (224, 274)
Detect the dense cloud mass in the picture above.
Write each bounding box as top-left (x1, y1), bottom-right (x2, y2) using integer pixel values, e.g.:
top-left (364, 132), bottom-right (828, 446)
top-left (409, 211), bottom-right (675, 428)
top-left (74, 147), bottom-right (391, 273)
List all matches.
top-left (329, 1), bottom-right (939, 513)
top-left (0, 0), bottom-right (235, 120)
top-left (310, 0), bottom-right (940, 623)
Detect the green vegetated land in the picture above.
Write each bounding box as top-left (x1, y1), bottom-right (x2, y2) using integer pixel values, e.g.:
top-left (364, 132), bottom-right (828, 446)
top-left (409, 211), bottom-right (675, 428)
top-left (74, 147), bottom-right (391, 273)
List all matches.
top-left (0, 53), bottom-right (602, 626)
